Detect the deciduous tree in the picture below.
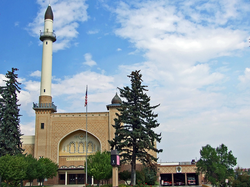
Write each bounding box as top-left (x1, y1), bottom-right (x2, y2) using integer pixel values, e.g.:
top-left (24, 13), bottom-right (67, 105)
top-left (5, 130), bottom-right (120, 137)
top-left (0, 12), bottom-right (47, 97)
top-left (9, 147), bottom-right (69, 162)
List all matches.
top-left (0, 154), bottom-right (27, 187)
top-left (196, 144), bottom-right (237, 187)
top-left (24, 154), bottom-right (39, 186)
top-left (85, 151), bottom-right (112, 186)
top-left (37, 157), bottom-right (58, 186)
top-left (109, 70), bottom-right (162, 185)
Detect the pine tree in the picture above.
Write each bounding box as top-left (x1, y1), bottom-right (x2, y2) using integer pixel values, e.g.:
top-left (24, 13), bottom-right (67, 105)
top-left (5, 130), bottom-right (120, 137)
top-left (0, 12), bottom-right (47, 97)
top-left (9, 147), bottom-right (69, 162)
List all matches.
top-left (0, 68), bottom-right (23, 157)
top-left (109, 70), bottom-right (162, 185)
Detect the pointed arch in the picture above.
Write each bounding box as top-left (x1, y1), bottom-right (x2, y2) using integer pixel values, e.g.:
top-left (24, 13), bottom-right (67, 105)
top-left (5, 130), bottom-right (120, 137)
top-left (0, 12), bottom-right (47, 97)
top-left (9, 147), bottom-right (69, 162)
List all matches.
top-left (57, 129), bottom-right (102, 163)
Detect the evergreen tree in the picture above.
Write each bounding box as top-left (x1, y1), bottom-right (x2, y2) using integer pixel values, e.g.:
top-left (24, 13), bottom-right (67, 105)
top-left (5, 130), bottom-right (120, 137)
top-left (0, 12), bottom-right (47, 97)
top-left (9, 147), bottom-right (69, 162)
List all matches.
top-left (0, 68), bottom-right (23, 157)
top-left (109, 70), bottom-right (162, 185)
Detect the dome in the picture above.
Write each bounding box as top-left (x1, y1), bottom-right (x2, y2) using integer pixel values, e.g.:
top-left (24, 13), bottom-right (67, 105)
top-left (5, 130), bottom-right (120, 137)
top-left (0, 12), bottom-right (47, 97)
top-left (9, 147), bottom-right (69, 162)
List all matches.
top-left (111, 93), bottom-right (122, 104)
top-left (45, 5), bottom-right (54, 20)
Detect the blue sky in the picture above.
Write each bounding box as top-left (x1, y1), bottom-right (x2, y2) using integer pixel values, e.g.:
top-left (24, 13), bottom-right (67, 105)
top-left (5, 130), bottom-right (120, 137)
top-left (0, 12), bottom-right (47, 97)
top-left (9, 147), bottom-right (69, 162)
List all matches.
top-left (1, 0), bottom-right (250, 167)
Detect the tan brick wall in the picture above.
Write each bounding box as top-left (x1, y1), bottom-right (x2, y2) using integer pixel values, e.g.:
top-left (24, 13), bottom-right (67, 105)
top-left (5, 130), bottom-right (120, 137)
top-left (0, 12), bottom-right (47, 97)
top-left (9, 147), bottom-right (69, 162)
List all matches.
top-left (39, 95), bottom-right (52, 103)
top-left (159, 164), bottom-right (196, 173)
top-left (22, 144), bottom-right (34, 156)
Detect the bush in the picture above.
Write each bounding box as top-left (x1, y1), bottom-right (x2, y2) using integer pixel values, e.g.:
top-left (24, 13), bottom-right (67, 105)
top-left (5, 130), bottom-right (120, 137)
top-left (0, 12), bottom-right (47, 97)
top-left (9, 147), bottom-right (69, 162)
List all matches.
top-left (101, 184), bottom-right (112, 187)
top-left (119, 170), bottom-right (131, 185)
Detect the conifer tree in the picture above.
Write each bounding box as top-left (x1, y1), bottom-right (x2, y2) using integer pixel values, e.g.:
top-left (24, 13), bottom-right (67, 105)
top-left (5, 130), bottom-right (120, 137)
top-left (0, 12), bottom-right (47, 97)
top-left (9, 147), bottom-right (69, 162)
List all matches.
top-left (0, 68), bottom-right (23, 156)
top-left (109, 70), bottom-right (162, 185)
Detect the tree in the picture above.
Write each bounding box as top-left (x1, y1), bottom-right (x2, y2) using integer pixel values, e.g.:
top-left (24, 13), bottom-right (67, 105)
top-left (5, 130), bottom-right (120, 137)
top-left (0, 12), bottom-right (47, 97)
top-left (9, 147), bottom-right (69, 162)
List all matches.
top-left (109, 70), bottom-right (162, 185)
top-left (0, 68), bottom-right (23, 157)
top-left (85, 151), bottom-right (112, 186)
top-left (24, 154), bottom-right (39, 186)
top-left (37, 157), bottom-right (58, 186)
top-left (196, 144), bottom-right (237, 187)
top-left (0, 154), bottom-right (27, 187)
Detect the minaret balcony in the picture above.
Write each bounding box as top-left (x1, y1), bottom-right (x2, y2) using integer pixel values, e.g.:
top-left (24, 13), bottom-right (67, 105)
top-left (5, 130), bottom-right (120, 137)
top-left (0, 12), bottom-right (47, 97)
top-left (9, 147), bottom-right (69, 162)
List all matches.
top-left (33, 102), bottom-right (57, 112)
top-left (40, 31), bottom-right (56, 42)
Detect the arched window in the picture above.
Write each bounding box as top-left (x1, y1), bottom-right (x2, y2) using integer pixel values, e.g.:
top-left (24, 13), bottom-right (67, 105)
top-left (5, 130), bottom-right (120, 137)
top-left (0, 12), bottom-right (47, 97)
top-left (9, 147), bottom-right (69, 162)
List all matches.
top-left (69, 142), bottom-right (75, 153)
top-left (78, 142), bottom-right (84, 153)
top-left (87, 141), bottom-right (93, 153)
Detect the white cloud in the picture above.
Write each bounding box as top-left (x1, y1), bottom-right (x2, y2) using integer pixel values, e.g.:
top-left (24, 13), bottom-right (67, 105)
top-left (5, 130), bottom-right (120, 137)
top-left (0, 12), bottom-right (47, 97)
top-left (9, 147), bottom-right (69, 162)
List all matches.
top-left (0, 74), bottom-right (6, 86)
top-left (238, 68), bottom-right (250, 89)
top-left (30, 70), bottom-right (41, 77)
top-left (52, 71), bottom-right (114, 96)
top-left (109, 0), bottom-right (250, 166)
top-left (20, 121), bottom-right (35, 135)
top-left (117, 48), bottom-right (122, 51)
top-left (28, 0), bottom-right (88, 51)
top-left (83, 53), bottom-right (97, 67)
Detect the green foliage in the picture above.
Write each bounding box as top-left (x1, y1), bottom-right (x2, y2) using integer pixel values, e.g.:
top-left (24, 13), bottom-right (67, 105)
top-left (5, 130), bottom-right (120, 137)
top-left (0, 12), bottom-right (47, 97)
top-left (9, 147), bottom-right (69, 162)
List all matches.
top-left (119, 170), bottom-right (131, 185)
top-left (0, 154), bottom-right (58, 187)
top-left (109, 70), bottom-right (162, 185)
top-left (0, 154), bottom-right (27, 187)
top-left (142, 166), bottom-right (157, 185)
top-left (24, 154), bottom-right (39, 185)
top-left (135, 165), bottom-right (157, 185)
top-left (85, 151), bottom-right (112, 185)
top-left (37, 157), bottom-right (58, 185)
top-left (232, 174), bottom-right (250, 187)
top-left (196, 144), bottom-right (237, 186)
top-left (100, 184), bottom-right (112, 187)
top-left (0, 68), bottom-right (23, 157)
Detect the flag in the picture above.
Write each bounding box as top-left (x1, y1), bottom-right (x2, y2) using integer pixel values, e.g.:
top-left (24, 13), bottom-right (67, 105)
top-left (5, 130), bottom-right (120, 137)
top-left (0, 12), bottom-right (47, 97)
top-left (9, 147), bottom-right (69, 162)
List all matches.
top-left (85, 86), bottom-right (88, 107)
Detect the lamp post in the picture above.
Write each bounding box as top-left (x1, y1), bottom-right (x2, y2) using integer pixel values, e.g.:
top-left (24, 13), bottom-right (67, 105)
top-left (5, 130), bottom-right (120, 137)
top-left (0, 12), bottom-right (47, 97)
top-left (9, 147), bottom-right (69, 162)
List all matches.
top-left (111, 150), bottom-right (120, 187)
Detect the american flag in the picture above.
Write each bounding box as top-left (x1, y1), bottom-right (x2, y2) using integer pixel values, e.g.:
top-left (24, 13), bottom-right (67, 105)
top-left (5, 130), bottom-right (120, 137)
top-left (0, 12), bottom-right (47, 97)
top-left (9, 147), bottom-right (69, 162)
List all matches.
top-left (85, 86), bottom-right (88, 107)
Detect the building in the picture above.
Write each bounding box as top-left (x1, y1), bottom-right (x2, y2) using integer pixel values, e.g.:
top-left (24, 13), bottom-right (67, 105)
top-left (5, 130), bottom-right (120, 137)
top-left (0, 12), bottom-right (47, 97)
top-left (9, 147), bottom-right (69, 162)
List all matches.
top-left (22, 4), bottom-right (201, 186)
top-left (21, 4), bottom-right (125, 185)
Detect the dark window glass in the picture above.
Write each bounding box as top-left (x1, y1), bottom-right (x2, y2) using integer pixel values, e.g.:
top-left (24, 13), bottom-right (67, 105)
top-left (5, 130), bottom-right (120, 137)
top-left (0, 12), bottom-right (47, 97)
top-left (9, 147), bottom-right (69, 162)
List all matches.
top-left (41, 123), bottom-right (44, 129)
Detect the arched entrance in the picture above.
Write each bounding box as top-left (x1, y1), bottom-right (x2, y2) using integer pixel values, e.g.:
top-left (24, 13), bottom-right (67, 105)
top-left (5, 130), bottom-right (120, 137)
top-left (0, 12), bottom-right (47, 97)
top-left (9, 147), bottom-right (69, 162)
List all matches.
top-left (58, 130), bottom-right (101, 185)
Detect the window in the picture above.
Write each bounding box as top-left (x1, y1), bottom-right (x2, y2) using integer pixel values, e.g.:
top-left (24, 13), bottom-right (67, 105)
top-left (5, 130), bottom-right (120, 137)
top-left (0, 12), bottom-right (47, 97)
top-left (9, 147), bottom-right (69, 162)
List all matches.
top-left (59, 174), bottom-right (65, 180)
top-left (41, 123), bottom-right (44, 129)
top-left (78, 142), bottom-right (84, 153)
top-left (69, 142), bottom-right (75, 153)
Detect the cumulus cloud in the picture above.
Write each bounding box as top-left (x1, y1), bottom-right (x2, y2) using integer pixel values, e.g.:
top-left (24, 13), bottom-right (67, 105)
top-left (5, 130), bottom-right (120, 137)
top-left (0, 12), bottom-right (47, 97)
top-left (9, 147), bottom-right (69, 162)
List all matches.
top-left (52, 71), bottom-right (114, 96)
top-left (30, 70), bottom-right (41, 77)
top-left (238, 68), bottom-right (250, 89)
top-left (28, 0), bottom-right (88, 52)
top-left (0, 74), bottom-right (6, 86)
top-left (83, 53), bottom-right (97, 67)
top-left (20, 121), bottom-right (35, 135)
top-left (109, 0), bottom-right (250, 165)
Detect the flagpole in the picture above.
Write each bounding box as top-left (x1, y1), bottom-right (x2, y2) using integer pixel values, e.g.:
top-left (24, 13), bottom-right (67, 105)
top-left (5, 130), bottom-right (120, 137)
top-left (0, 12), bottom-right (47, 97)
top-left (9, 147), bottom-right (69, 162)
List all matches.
top-left (85, 85), bottom-right (88, 185)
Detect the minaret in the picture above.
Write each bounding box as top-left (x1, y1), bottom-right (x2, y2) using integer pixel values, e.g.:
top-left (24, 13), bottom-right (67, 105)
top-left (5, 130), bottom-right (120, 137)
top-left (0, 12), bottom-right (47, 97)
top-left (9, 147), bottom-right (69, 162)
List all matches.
top-left (39, 5), bottom-right (56, 104)
top-left (33, 5), bottom-right (57, 160)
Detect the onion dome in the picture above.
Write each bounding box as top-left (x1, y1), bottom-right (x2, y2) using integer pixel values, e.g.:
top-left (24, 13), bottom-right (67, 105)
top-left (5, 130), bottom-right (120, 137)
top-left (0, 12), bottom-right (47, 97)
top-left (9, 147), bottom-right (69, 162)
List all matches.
top-left (106, 93), bottom-right (122, 110)
top-left (111, 93), bottom-right (122, 104)
top-left (45, 5), bottom-right (54, 20)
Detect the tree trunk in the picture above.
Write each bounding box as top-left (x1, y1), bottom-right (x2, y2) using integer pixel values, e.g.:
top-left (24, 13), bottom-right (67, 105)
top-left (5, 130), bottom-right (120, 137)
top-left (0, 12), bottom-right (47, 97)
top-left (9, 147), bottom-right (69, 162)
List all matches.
top-left (131, 156), bottom-right (136, 185)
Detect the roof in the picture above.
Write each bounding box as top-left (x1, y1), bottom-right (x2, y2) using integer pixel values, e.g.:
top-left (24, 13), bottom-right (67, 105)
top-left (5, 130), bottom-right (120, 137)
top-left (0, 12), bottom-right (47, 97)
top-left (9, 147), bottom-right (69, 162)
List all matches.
top-left (45, 5), bottom-right (54, 20)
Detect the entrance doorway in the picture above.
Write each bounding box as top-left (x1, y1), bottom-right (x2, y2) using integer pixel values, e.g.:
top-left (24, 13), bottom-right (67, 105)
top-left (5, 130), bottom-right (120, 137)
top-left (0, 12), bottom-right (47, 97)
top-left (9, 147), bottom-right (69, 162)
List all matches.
top-left (69, 174), bottom-right (76, 184)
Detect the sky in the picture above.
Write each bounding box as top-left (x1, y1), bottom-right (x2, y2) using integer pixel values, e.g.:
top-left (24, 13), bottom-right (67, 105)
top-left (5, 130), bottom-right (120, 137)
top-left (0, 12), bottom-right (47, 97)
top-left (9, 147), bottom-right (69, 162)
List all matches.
top-left (1, 0), bottom-right (250, 167)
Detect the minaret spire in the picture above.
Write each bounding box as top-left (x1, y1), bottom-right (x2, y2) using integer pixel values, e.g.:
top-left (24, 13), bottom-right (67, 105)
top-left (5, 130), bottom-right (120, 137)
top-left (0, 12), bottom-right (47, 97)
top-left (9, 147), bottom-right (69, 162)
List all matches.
top-left (34, 5), bottom-right (57, 112)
